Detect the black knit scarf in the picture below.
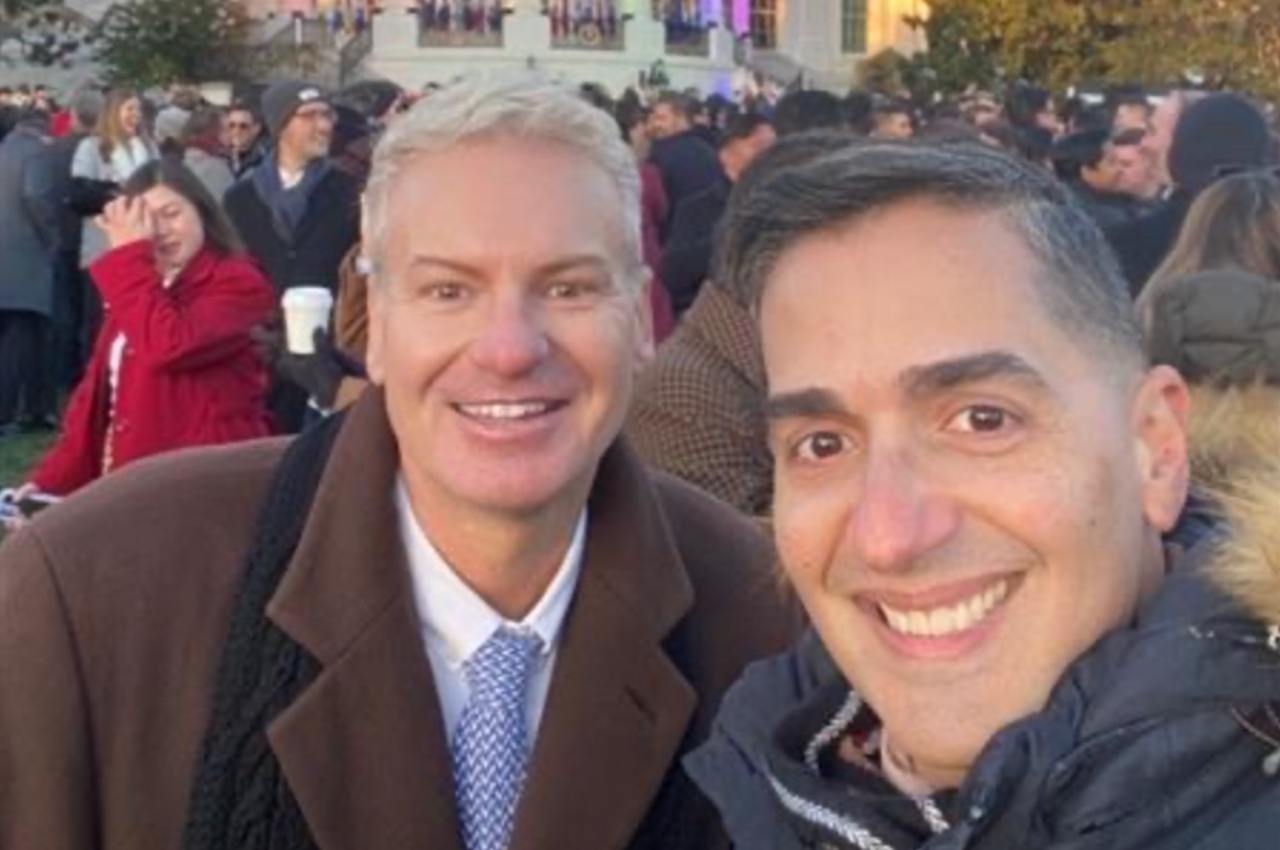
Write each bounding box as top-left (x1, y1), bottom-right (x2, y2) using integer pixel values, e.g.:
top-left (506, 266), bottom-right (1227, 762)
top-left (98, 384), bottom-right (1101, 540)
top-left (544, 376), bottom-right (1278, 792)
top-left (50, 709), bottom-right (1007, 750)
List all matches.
top-left (181, 414), bottom-right (345, 850)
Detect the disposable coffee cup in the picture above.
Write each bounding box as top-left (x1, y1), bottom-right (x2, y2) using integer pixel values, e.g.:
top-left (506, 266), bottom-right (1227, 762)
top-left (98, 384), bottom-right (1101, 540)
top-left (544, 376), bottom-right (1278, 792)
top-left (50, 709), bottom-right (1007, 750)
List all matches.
top-left (281, 287), bottom-right (334, 355)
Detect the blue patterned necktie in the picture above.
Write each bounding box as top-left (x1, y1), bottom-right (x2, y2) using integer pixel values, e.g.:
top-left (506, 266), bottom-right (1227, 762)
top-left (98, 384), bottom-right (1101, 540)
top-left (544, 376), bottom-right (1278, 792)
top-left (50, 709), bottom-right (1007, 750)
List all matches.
top-left (451, 626), bottom-right (544, 850)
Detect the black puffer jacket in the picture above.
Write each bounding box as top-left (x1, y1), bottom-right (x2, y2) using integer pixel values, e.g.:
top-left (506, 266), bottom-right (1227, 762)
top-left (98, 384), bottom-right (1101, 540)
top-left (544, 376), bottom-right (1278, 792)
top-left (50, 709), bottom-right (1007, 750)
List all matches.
top-left (686, 516), bottom-right (1280, 850)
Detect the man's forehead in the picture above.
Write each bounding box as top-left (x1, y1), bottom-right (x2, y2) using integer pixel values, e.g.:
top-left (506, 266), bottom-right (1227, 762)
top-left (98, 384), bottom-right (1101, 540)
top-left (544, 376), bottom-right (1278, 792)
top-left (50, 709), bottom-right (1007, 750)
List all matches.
top-left (379, 143), bottom-right (630, 266)
top-left (759, 201), bottom-right (1099, 383)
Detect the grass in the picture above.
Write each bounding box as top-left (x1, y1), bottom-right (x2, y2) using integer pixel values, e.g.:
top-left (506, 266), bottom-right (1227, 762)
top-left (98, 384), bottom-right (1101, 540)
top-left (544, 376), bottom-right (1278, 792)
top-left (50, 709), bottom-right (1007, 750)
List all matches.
top-left (0, 431), bottom-right (56, 488)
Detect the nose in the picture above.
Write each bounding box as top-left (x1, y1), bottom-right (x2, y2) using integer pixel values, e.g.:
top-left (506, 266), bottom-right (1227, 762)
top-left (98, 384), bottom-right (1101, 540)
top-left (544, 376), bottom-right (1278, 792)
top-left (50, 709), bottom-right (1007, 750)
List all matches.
top-left (468, 290), bottom-right (549, 377)
top-left (847, 445), bottom-right (960, 573)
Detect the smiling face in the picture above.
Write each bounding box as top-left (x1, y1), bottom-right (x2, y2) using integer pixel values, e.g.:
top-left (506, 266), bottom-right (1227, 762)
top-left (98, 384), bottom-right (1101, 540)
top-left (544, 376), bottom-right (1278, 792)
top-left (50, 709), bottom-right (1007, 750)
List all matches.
top-left (143, 184), bottom-right (204, 276)
top-left (366, 136), bottom-right (652, 530)
top-left (278, 102), bottom-right (335, 165)
top-left (760, 199), bottom-right (1188, 789)
top-left (119, 97), bottom-right (141, 137)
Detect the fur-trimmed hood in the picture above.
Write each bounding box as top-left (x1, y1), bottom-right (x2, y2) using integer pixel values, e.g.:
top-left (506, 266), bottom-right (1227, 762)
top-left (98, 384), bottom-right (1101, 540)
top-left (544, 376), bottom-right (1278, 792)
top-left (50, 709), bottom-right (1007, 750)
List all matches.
top-left (1188, 383), bottom-right (1280, 628)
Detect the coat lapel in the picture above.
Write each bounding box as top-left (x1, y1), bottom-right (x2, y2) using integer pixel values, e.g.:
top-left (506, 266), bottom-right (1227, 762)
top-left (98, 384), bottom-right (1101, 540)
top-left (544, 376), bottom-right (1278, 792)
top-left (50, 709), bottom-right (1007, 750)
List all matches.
top-left (509, 442), bottom-right (697, 850)
top-left (260, 393), bottom-right (699, 850)
top-left (264, 389), bottom-right (463, 850)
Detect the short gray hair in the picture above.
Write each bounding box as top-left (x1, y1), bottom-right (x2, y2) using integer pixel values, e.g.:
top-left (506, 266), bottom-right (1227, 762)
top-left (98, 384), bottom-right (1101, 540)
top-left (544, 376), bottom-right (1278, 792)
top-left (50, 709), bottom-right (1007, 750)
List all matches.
top-left (719, 140), bottom-right (1144, 368)
top-left (70, 88), bottom-right (104, 133)
top-left (364, 72), bottom-right (645, 289)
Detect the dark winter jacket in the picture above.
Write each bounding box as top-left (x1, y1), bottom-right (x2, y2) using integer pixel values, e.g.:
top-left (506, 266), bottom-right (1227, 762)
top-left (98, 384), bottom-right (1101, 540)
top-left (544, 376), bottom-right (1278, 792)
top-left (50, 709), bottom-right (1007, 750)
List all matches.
top-left (1107, 93), bottom-right (1275, 297)
top-left (1066, 179), bottom-right (1151, 231)
top-left (686, 508), bottom-right (1280, 850)
top-left (1105, 191), bottom-right (1193, 298)
top-left (660, 178), bottom-right (730, 316)
top-left (648, 131), bottom-right (724, 240)
top-left (224, 160), bottom-right (360, 431)
top-left (223, 162), bottom-right (360, 298)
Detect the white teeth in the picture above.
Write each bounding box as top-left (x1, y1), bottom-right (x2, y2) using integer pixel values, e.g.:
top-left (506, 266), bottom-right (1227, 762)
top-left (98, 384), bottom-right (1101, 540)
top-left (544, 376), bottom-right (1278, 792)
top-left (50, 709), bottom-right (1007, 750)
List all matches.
top-left (458, 402), bottom-right (552, 420)
top-left (879, 579), bottom-right (1009, 638)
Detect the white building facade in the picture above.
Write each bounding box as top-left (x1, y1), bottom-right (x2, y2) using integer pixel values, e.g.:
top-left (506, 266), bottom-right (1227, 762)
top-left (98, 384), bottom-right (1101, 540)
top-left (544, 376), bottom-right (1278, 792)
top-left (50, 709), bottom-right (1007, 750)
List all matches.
top-left (3, 0), bottom-right (926, 94)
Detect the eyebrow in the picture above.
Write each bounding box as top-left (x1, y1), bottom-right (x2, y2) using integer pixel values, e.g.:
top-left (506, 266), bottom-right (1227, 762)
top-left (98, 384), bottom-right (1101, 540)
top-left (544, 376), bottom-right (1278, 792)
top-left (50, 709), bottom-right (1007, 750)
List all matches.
top-left (764, 387), bottom-right (848, 423)
top-left (405, 254), bottom-right (614, 278)
top-left (764, 351), bottom-right (1051, 423)
top-left (900, 351), bottom-right (1051, 399)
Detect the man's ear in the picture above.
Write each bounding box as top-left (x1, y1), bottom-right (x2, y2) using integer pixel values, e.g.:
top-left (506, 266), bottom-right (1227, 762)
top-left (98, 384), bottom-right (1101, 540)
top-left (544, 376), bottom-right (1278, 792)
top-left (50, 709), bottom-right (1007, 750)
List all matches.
top-left (1133, 365), bottom-right (1190, 532)
top-left (364, 270), bottom-right (386, 386)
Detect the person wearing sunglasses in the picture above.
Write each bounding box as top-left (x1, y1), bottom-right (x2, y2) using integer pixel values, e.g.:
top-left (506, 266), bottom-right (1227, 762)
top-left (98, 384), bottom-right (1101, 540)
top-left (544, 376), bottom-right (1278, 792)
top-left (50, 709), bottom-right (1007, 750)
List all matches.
top-left (223, 101), bottom-right (266, 180)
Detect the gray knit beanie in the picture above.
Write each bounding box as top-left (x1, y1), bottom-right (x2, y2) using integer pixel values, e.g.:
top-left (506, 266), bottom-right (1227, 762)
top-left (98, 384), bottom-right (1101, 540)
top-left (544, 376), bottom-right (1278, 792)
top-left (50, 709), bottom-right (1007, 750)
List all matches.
top-left (261, 79), bottom-right (327, 139)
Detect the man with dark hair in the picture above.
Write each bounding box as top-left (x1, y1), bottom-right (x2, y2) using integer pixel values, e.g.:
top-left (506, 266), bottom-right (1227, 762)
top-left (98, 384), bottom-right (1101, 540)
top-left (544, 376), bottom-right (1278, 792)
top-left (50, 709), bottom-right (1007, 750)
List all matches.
top-left (1005, 81), bottom-right (1061, 135)
top-left (629, 131), bottom-right (848, 515)
top-left (658, 111), bottom-right (775, 315)
top-left (1053, 128), bottom-right (1150, 227)
top-left (1108, 92), bottom-right (1275, 294)
top-left (224, 101), bottom-right (267, 179)
top-left (1111, 90), bottom-right (1153, 134)
top-left (1109, 126), bottom-right (1163, 202)
top-left (647, 90), bottom-right (724, 240)
top-left (687, 140), bottom-right (1280, 849)
top-left (225, 79), bottom-right (361, 431)
top-left (870, 98), bottom-right (914, 139)
top-left (648, 90), bottom-right (695, 140)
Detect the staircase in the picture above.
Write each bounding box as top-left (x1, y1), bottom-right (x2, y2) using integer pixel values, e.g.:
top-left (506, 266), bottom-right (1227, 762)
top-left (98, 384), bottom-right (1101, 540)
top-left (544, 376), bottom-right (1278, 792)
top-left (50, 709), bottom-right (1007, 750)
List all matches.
top-left (252, 15), bottom-right (372, 88)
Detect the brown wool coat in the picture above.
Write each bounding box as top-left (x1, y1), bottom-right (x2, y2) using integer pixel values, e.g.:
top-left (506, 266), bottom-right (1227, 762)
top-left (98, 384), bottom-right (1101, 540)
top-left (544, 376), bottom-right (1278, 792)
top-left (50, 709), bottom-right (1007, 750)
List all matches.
top-left (626, 283), bottom-right (773, 517)
top-left (0, 388), bottom-right (796, 850)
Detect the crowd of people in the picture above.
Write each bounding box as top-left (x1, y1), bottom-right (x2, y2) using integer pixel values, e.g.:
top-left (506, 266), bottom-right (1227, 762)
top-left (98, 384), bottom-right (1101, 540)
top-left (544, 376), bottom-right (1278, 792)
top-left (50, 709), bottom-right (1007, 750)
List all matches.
top-left (1, 67), bottom-right (1280, 850)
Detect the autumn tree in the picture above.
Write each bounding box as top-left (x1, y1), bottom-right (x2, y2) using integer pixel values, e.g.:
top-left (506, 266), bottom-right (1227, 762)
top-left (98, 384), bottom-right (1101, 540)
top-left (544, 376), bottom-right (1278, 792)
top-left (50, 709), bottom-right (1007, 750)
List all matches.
top-left (1100, 0), bottom-right (1280, 100)
top-left (910, 0), bottom-right (1280, 100)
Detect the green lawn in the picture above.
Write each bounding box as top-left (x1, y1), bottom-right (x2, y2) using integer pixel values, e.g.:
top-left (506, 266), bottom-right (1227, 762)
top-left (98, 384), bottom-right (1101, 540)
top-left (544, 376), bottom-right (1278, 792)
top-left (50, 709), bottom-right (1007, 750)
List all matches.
top-left (0, 432), bottom-right (55, 488)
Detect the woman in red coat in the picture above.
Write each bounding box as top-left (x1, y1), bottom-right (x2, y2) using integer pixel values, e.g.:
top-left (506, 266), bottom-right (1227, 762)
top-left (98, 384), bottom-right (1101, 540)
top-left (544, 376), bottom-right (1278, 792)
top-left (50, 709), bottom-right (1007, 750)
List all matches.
top-left (18, 160), bottom-right (275, 499)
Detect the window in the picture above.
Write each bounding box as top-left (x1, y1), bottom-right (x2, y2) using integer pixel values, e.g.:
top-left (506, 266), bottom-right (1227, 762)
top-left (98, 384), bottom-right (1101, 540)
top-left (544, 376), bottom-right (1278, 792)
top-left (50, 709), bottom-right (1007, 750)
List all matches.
top-left (842, 0), bottom-right (867, 54)
top-left (750, 0), bottom-right (777, 49)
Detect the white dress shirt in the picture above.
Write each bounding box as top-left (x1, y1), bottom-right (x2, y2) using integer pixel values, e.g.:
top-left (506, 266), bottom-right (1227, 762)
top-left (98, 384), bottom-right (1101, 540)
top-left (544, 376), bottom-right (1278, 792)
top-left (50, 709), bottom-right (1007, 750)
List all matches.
top-left (395, 477), bottom-right (586, 746)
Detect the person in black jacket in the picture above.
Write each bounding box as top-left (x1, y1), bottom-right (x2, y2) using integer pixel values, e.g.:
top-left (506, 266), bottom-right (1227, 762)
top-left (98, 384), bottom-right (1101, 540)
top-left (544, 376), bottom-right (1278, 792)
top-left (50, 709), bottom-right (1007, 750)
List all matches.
top-left (659, 111), bottom-right (775, 316)
top-left (224, 101), bottom-right (268, 180)
top-left (1106, 93), bottom-right (1275, 297)
top-left (224, 79), bottom-right (360, 432)
top-left (686, 140), bottom-right (1280, 850)
top-left (46, 89), bottom-right (103, 389)
top-left (647, 91), bottom-right (724, 240)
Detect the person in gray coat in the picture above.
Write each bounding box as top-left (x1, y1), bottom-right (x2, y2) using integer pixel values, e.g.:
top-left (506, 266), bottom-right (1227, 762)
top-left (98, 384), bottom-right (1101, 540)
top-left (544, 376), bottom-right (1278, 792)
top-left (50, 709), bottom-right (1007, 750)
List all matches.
top-left (0, 108), bottom-right (60, 433)
top-left (181, 106), bottom-right (235, 203)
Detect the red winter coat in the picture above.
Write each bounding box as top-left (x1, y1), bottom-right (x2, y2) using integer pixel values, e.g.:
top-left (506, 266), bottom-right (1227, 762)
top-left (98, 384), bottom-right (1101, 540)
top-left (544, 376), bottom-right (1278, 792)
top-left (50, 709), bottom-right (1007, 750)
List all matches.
top-left (31, 241), bottom-right (275, 495)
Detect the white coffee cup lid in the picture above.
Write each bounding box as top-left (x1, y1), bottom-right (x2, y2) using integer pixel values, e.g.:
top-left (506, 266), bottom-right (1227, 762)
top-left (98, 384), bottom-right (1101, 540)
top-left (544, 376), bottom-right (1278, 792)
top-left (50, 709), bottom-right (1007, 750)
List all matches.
top-left (282, 286), bottom-right (334, 308)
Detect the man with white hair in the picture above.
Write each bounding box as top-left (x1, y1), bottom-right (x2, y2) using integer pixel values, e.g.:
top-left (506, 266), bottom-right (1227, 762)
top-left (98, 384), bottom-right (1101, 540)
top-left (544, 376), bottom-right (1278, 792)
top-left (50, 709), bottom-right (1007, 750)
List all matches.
top-left (0, 74), bottom-right (792, 850)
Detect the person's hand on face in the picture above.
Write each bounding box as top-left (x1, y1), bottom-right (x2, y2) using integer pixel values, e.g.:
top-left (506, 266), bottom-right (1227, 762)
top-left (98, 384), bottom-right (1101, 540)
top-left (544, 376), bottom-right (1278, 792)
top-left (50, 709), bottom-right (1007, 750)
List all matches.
top-left (97, 195), bottom-right (157, 251)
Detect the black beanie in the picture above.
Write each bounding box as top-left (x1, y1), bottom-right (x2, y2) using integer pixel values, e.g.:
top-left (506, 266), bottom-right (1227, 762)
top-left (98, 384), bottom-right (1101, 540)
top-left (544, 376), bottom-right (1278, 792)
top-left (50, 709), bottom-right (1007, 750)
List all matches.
top-left (1168, 93), bottom-right (1274, 194)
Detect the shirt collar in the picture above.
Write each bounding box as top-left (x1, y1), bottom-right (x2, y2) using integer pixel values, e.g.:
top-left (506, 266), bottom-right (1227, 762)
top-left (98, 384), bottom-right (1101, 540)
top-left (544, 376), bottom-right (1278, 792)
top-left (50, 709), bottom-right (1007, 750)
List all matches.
top-left (395, 475), bottom-right (587, 670)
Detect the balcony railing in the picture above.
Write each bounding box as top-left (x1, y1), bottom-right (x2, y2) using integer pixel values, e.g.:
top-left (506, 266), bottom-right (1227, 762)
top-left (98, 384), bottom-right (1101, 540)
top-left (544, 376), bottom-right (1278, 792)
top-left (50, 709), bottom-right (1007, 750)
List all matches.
top-left (545, 1), bottom-right (624, 52)
top-left (417, 0), bottom-right (506, 48)
top-left (655, 1), bottom-right (710, 57)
